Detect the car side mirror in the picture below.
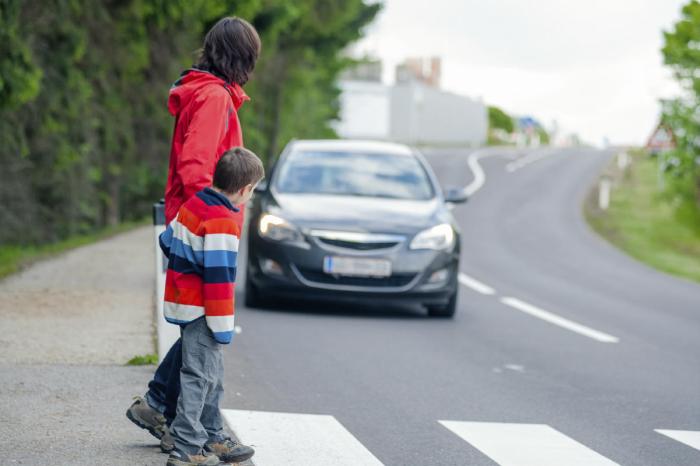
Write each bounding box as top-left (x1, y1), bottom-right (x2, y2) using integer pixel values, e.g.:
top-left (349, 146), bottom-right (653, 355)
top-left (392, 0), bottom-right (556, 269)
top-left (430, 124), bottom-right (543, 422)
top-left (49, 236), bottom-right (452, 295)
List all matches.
top-left (255, 180), bottom-right (268, 193)
top-left (444, 187), bottom-right (468, 204)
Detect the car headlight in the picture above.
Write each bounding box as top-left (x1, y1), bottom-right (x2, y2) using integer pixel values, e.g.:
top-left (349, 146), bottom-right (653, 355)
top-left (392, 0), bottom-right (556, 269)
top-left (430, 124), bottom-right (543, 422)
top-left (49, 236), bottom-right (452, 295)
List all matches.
top-left (258, 213), bottom-right (304, 242)
top-left (409, 223), bottom-right (455, 250)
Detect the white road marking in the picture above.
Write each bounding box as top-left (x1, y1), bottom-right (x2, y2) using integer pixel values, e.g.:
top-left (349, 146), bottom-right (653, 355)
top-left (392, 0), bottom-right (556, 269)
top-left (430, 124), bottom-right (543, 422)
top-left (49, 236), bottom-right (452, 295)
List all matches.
top-left (505, 150), bottom-right (553, 173)
top-left (504, 364), bottom-right (525, 372)
top-left (500, 297), bottom-right (619, 343)
top-left (464, 150), bottom-right (495, 196)
top-left (439, 421), bottom-right (619, 466)
top-left (221, 409), bottom-right (384, 466)
top-left (458, 273), bottom-right (496, 295)
top-left (655, 429), bottom-right (700, 451)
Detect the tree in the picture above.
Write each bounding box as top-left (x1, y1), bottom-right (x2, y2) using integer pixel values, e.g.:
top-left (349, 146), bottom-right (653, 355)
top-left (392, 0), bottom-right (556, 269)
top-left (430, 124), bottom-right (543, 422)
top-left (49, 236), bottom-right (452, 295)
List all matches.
top-left (661, 0), bottom-right (700, 211)
top-left (0, 0), bottom-right (380, 246)
top-left (487, 105), bottom-right (514, 133)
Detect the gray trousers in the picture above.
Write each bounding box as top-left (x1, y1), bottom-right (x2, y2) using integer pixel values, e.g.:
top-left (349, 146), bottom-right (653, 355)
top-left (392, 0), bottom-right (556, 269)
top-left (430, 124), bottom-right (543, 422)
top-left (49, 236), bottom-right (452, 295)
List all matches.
top-left (169, 317), bottom-right (227, 454)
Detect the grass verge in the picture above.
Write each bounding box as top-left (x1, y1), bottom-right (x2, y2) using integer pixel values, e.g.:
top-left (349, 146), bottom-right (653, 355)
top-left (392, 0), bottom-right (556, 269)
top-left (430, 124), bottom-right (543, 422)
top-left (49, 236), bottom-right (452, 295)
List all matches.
top-left (585, 151), bottom-right (700, 283)
top-left (0, 218), bottom-right (149, 280)
top-left (126, 353), bottom-right (159, 366)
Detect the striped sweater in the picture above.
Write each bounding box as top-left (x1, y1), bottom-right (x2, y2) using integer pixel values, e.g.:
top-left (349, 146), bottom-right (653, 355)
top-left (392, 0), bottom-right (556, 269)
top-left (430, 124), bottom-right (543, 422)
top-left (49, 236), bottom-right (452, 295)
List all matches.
top-left (159, 187), bottom-right (243, 344)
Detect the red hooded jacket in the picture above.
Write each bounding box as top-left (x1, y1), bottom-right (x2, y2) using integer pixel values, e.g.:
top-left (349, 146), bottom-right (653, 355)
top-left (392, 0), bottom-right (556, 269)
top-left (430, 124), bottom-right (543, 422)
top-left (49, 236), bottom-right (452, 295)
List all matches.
top-left (164, 69), bottom-right (249, 223)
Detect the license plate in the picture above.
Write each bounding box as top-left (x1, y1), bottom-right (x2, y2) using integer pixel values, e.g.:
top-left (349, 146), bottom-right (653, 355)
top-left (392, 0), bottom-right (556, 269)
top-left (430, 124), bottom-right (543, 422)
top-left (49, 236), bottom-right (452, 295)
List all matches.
top-left (323, 256), bottom-right (392, 277)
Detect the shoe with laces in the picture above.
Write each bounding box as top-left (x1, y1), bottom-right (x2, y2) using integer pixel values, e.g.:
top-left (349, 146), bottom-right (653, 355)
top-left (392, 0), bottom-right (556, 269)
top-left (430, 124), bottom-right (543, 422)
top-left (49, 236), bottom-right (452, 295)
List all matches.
top-left (126, 396), bottom-right (168, 440)
top-left (166, 448), bottom-right (221, 466)
top-left (205, 438), bottom-right (255, 464)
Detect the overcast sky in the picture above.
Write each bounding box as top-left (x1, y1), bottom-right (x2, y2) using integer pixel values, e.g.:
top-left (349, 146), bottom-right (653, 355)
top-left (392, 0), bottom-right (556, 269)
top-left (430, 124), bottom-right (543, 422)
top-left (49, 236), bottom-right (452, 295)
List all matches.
top-left (352, 0), bottom-right (688, 145)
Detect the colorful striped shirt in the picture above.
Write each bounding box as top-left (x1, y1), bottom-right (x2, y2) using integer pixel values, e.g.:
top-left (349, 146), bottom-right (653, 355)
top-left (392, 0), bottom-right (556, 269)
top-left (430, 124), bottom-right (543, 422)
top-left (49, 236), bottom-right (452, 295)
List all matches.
top-left (159, 187), bottom-right (243, 344)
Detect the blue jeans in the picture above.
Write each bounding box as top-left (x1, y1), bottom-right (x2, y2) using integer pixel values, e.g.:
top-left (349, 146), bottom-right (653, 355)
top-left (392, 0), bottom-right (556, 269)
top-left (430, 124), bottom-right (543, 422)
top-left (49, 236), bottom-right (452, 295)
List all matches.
top-left (145, 337), bottom-right (182, 425)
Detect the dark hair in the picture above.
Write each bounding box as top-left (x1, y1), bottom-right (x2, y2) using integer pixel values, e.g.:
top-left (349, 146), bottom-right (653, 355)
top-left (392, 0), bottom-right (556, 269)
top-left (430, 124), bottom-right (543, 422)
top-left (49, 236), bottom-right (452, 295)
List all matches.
top-left (213, 147), bottom-right (265, 194)
top-left (197, 17), bottom-right (261, 85)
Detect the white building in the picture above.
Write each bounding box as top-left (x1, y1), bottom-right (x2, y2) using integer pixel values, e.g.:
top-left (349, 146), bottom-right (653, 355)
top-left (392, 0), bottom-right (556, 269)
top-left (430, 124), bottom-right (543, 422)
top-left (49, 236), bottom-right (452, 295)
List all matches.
top-left (390, 82), bottom-right (486, 146)
top-left (334, 79), bottom-right (487, 146)
top-left (334, 80), bottom-right (391, 140)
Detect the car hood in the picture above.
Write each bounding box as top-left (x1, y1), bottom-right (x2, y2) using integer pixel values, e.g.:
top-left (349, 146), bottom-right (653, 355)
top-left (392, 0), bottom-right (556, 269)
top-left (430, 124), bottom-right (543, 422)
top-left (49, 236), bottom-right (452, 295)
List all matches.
top-left (266, 192), bottom-right (445, 235)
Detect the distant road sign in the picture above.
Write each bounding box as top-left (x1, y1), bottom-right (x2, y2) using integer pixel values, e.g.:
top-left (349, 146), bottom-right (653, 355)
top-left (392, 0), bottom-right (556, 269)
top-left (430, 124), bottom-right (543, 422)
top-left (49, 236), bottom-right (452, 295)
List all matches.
top-left (646, 123), bottom-right (676, 152)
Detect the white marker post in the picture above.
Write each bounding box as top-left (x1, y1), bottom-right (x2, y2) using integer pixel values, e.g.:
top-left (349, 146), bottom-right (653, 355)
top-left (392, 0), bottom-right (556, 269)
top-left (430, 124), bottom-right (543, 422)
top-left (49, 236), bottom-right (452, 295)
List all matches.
top-left (153, 201), bottom-right (180, 362)
top-left (598, 177), bottom-right (611, 211)
top-left (617, 151), bottom-right (629, 170)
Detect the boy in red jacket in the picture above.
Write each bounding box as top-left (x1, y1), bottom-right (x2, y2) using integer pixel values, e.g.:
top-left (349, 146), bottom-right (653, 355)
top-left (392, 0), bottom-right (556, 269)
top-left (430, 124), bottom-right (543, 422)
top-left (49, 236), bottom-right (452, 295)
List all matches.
top-left (162, 147), bottom-right (263, 466)
top-left (126, 17), bottom-right (261, 462)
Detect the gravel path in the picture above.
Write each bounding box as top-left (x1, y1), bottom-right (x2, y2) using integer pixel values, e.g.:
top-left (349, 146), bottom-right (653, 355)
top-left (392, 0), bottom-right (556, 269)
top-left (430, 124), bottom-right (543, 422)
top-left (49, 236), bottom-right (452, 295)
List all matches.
top-left (0, 226), bottom-right (155, 364)
top-left (0, 364), bottom-right (164, 465)
top-left (0, 226), bottom-right (166, 465)
top-left (0, 225), bottom-right (251, 465)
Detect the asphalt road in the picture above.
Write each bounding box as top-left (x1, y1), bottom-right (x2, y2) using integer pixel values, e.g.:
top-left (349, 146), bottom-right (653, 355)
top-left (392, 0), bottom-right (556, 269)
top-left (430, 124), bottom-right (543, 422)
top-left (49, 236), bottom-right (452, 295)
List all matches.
top-left (221, 147), bottom-right (700, 465)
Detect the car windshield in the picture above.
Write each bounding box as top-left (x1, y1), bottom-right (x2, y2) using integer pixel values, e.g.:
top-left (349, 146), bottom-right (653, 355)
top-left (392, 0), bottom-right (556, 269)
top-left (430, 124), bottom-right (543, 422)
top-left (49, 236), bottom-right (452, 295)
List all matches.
top-left (274, 150), bottom-right (435, 200)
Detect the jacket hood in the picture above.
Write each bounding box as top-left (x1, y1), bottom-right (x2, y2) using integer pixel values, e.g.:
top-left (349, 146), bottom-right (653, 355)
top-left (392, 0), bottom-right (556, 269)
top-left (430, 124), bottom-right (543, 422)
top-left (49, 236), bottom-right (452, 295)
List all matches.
top-left (168, 69), bottom-right (249, 116)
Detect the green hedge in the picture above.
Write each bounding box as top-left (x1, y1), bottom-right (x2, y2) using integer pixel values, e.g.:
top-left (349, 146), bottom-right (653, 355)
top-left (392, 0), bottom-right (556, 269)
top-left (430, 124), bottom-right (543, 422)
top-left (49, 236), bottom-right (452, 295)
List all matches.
top-left (0, 0), bottom-right (379, 247)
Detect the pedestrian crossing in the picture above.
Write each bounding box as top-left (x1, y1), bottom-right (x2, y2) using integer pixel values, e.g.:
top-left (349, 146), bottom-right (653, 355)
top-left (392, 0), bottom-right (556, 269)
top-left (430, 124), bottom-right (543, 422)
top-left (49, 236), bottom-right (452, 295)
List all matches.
top-left (655, 429), bottom-right (700, 451)
top-left (439, 421), bottom-right (617, 466)
top-left (221, 410), bottom-right (383, 466)
top-left (221, 409), bottom-right (700, 465)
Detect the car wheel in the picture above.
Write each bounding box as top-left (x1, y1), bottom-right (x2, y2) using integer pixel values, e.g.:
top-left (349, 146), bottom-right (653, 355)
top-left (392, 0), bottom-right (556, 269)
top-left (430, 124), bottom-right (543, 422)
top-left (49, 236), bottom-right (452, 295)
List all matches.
top-left (244, 273), bottom-right (263, 308)
top-left (427, 291), bottom-right (457, 318)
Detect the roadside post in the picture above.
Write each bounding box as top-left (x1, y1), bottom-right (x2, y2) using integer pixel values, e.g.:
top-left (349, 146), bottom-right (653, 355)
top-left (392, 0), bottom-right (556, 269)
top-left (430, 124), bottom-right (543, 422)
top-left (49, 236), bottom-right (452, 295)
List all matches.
top-left (617, 151), bottom-right (629, 170)
top-left (598, 177), bottom-right (611, 210)
top-left (153, 200), bottom-right (180, 362)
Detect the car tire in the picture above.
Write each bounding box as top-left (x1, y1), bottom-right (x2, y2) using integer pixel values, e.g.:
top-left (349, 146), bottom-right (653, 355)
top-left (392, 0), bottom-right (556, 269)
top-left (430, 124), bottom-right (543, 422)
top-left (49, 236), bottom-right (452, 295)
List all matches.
top-left (427, 291), bottom-right (457, 318)
top-left (244, 274), bottom-right (263, 308)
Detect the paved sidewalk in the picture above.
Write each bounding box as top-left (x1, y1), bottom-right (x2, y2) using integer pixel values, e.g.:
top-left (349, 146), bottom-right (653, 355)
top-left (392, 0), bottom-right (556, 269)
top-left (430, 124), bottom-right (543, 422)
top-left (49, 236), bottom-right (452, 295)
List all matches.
top-left (0, 364), bottom-right (163, 465)
top-left (0, 227), bottom-right (163, 465)
top-left (0, 226), bottom-right (252, 466)
top-left (0, 226), bottom-right (154, 364)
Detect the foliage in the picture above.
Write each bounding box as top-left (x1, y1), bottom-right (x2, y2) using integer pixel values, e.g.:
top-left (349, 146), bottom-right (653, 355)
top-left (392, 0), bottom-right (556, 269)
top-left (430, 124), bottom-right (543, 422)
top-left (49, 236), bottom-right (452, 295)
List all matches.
top-left (487, 105), bottom-right (514, 133)
top-left (0, 0), bottom-right (380, 247)
top-left (126, 353), bottom-right (159, 366)
top-left (660, 0), bottom-right (700, 210)
top-left (536, 126), bottom-right (550, 145)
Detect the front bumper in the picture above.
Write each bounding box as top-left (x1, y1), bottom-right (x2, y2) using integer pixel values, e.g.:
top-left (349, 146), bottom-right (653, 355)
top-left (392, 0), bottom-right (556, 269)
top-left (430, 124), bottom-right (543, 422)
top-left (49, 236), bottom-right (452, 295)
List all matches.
top-left (247, 232), bottom-right (459, 306)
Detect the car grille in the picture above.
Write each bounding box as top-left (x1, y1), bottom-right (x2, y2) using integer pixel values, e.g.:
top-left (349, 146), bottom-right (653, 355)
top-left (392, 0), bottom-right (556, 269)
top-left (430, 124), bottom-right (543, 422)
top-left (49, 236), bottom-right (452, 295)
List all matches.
top-left (317, 237), bottom-right (399, 250)
top-left (295, 267), bottom-right (416, 288)
top-left (309, 230), bottom-right (405, 251)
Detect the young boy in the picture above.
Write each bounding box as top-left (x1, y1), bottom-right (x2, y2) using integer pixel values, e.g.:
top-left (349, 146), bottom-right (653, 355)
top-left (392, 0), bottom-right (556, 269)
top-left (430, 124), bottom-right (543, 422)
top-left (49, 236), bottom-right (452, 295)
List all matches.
top-left (160, 147), bottom-right (264, 466)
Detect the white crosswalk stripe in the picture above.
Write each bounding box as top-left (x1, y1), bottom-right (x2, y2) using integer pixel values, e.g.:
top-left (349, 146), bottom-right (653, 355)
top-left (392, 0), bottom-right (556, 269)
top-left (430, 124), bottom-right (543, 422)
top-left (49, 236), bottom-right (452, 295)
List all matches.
top-left (221, 409), bottom-right (697, 465)
top-left (655, 429), bottom-right (700, 452)
top-left (439, 421), bottom-right (619, 466)
top-left (221, 409), bottom-right (384, 466)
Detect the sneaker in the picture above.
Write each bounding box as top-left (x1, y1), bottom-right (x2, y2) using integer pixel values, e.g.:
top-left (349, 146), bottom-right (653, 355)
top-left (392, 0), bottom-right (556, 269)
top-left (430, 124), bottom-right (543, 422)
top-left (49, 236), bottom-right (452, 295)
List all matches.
top-left (160, 426), bottom-right (176, 453)
top-left (166, 448), bottom-right (221, 466)
top-left (126, 396), bottom-right (168, 440)
top-left (205, 438), bottom-right (255, 464)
